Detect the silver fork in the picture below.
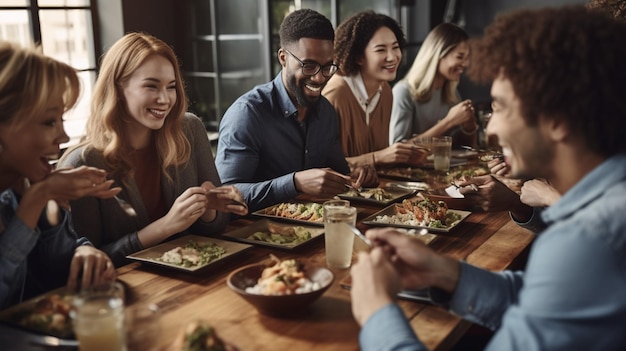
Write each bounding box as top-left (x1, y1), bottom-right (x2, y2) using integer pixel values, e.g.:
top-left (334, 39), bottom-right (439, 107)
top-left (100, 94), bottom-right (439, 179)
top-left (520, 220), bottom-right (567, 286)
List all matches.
top-left (113, 195), bottom-right (137, 217)
top-left (346, 225), bottom-right (372, 246)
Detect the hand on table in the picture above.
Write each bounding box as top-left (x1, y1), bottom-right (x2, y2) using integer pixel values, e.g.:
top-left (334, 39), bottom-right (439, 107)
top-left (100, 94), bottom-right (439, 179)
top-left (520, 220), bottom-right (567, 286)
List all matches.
top-left (67, 245), bottom-right (116, 291)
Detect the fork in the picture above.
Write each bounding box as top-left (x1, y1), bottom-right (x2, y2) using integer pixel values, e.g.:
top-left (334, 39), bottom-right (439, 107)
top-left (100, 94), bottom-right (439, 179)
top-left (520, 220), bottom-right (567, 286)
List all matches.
top-left (344, 183), bottom-right (364, 193)
top-left (346, 225), bottom-right (372, 246)
top-left (113, 195), bottom-right (137, 217)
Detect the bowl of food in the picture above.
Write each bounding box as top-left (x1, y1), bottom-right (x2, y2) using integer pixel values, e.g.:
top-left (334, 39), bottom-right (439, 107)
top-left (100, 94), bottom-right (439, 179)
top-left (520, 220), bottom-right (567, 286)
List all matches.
top-left (227, 256), bottom-right (334, 317)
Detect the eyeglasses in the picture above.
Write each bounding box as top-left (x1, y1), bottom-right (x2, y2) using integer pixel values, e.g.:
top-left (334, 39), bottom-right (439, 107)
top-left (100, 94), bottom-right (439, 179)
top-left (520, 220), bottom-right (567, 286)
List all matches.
top-left (283, 49), bottom-right (339, 77)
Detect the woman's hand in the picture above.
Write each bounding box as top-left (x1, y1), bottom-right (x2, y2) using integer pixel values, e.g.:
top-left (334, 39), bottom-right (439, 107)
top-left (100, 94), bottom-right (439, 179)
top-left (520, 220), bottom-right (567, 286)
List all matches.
top-left (373, 143), bottom-right (428, 167)
top-left (67, 245), bottom-right (116, 291)
top-left (40, 166), bottom-right (121, 202)
top-left (17, 166), bottom-right (121, 229)
top-left (202, 182), bottom-right (248, 216)
top-left (161, 187), bottom-right (209, 234)
top-left (442, 99), bottom-right (475, 129)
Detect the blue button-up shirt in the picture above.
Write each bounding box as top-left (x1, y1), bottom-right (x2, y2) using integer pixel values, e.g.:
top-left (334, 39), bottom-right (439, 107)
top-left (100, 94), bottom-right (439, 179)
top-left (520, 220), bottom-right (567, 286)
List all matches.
top-left (216, 72), bottom-right (350, 212)
top-left (361, 153), bottom-right (626, 350)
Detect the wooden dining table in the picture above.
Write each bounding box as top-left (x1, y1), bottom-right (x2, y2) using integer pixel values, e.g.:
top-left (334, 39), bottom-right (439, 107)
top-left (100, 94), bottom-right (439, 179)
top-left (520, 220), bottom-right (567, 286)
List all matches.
top-left (117, 177), bottom-right (536, 351)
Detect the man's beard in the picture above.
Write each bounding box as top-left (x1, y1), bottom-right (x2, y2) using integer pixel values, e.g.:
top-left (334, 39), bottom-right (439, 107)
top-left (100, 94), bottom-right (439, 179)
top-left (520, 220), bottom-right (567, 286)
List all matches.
top-left (287, 74), bottom-right (319, 109)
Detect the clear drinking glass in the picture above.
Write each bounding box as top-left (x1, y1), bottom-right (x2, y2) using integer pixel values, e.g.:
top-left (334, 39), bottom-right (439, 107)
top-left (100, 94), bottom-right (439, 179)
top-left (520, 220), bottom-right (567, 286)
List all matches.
top-left (126, 303), bottom-right (161, 351)
top-left (71, 282), bottom-right (127, 351)
top-left (432, 136), bottom-right (452, 171)
top-left (323, 200), bottom-right (357, 269)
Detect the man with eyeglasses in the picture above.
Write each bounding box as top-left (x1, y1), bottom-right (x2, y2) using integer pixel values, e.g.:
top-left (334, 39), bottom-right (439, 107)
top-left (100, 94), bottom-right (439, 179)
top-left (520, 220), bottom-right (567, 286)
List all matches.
top-left (216, 9), bottom-right (378, 212)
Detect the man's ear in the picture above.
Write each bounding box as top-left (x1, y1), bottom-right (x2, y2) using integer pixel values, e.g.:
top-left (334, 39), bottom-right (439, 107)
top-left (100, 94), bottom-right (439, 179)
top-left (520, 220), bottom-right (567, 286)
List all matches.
top-left (540, 114), bottom-right (570, 143)
top-left (277, 48), bottom-right (287, 68)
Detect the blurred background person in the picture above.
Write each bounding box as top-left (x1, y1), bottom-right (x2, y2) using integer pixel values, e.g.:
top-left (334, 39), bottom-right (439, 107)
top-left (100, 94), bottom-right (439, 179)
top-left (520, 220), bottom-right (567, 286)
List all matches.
top-left (323, 11), bottom-right (427, 169)
top-left (390, 23), bottom-right (477, 147)
top-left (59, 33), bottom-right (247, 267)
top-left (0, 42), bottom-right (116, 308)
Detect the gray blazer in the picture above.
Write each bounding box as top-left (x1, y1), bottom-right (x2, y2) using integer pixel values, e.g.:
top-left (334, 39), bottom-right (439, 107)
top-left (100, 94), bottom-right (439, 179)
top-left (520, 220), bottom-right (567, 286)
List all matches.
top-left (59, 113), bottom-right (228, 266)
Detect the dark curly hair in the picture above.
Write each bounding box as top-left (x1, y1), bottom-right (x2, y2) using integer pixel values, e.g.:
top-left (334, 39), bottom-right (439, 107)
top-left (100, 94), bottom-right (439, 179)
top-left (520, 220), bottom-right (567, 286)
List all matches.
top-left (333, 11), bottom-right (406, 76)
top-left (586, 0), bottom-right (626, 20)
top-left (279, 9), bottom-right (334, 48)
top-left (468, 5), bottom-right (626, 156)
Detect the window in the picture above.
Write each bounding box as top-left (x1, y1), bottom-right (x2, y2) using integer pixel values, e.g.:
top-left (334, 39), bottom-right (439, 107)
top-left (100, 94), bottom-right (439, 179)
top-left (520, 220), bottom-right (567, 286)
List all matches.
top-left (0, 0), bottom-right (99, 147)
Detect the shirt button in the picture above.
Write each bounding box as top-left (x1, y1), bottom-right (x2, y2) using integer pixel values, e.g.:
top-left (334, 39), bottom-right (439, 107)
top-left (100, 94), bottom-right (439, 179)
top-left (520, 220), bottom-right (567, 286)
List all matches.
top-left (467, 305), bottom-right (474, 312)
top-left (305, 150), bottom-right (308, 154)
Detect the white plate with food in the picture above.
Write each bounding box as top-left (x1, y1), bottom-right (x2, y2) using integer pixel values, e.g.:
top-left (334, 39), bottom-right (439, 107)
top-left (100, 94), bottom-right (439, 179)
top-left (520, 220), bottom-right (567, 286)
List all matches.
top-left (126, 235), bottom-right (252, 272)
top-left (337, 186), bottom-right (415, 206)
top-left (220, 219), bottom-right (324, 249)
top-left (362, 198), bottom-right (471, 233)
top-left (252, 202), bottom-right (325, 226)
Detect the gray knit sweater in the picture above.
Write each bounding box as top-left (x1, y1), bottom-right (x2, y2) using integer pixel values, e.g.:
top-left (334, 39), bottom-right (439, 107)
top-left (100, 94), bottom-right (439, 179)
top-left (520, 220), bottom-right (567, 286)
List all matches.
top-left (59, 113), bottom-right (228, 266)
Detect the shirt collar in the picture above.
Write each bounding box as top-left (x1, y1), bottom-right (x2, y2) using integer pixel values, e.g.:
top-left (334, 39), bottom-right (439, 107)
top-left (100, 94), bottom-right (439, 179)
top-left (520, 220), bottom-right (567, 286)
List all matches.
top-left (274, 71), bottom-right (320, 121)
top-left (542, 153), bottom-right (626, 224)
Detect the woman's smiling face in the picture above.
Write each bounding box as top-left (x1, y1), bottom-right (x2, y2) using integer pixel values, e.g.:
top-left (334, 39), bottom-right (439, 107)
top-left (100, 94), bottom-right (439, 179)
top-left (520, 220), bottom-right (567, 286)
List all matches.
top-left (0, 99), bottom-right (69, 183)
top-left (121, 54), bottom-right (177, 133)
top-left (359, 26), bottom-right (402, 83)
top-left (437, 41), bottom-right (470, 82)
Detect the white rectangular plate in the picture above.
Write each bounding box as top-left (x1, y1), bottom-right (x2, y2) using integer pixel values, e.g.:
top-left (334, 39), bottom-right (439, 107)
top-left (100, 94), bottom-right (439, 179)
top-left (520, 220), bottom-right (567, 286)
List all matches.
top-left (126, 235), bottom-right (252, 272)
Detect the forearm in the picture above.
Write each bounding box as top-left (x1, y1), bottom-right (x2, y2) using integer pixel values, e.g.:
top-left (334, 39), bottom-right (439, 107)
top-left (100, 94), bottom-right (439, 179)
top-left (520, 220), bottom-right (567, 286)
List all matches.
top-left (15, 182), bottom-right (51, 229)
top-left (136, 218), bottom-right (174, 248)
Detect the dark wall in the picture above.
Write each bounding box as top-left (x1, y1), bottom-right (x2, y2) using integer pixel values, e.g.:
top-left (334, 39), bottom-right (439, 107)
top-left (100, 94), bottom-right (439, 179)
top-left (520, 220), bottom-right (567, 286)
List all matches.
top-left (120, 0), bottom-right (186, 58)
top-left (451, 0), bottom-right (587, 105)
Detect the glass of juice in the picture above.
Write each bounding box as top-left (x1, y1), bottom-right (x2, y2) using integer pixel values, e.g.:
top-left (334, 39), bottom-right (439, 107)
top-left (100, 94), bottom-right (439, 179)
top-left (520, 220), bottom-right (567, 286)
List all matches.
top-left (71, 282), bottom-right (127, 351)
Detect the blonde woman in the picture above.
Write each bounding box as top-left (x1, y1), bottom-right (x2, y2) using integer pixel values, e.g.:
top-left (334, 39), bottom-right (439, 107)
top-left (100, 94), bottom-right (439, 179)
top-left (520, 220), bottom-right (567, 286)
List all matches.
top-left (0, 42), bottom-right (116, 308)
top-left (389, 23), bottom-right (477, 146)
top-left (59, 33), bottom-right (247, 266)
top-left (323, 11), bottom-right (427, 169)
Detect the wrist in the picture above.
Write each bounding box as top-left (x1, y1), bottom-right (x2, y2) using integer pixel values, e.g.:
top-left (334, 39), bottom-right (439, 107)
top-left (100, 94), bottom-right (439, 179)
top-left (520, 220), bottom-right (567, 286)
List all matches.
top-left (432, 256), bottom-right (461, 293)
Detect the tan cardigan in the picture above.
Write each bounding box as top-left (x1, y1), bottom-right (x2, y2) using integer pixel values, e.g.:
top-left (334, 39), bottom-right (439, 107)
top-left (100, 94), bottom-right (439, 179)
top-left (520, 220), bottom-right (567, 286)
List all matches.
top-left (323, 75), bottom-right (393, 169)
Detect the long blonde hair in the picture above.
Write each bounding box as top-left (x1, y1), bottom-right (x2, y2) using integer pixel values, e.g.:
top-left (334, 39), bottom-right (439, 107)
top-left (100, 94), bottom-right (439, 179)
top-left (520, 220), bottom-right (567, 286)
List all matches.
top-left (401, 23), bottom-right (468, 103)
top-left (0, 41), bottom-right (80, 128)
top-left (71, 32), bottom-right (190, 182)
